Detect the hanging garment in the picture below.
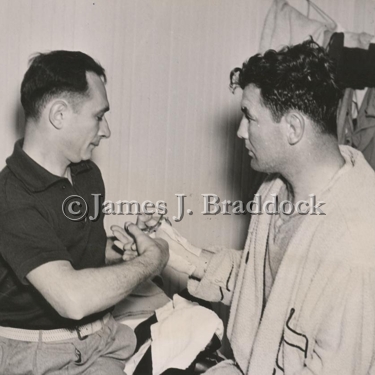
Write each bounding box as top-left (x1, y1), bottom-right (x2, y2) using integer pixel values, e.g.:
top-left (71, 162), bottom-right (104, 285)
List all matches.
top-left (343, 31), bottom-right (374, 49)
top-left (352, 88), bottom-right (375, 170)
top-left (324, 30), bottom-right (374, 50)
top-left (328, 31), bottom-right (375, 170)
top-left (336, 88), bottom-right (354, 145)
top-left (329, 31), bottom-right (375, 170)
top-left (327, 33), bottom-right (375, 89)
top-left (259, 0), bottom-right (336, 52)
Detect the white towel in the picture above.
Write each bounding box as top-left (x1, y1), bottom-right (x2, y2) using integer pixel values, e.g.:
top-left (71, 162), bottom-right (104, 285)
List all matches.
top-left (151, 295), bottom-right (224, 375)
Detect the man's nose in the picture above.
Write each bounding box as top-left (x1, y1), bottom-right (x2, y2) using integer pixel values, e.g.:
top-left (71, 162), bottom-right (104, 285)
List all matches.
top-left (99, 117), bottom-right (111, 139)
top-left (237, 116), bottom-right (248, 139)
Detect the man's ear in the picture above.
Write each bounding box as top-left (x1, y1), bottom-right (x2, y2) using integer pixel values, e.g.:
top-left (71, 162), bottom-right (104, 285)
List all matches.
top-left (284, 111), bottom-right (305, 145)
top-left (48, 100), bottom-right (69, 129)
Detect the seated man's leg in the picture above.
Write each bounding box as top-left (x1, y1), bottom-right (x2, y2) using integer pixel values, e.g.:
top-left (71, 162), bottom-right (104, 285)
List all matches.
top-left (0, 315), bottom-right (136, 375)
top-left (83, 317), bottom-right (137, 375)
top-left (73, 315), bottom-right (136, 375)
top-left (0, 336), bottom-right (36, 374)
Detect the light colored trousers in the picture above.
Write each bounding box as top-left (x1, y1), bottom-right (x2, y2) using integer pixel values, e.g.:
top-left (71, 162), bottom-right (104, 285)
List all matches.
top-left (0, 315), bottom-right (136, 375)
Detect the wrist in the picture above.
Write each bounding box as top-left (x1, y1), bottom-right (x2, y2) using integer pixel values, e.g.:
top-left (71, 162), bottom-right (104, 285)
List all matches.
top-left (141, 243), bottom-right (168, 271)
top-left (190, 249), bottom-right (213, 280)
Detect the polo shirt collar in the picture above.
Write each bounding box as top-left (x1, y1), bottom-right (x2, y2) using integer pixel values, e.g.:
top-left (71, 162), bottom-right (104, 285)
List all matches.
top-left (6, 139), bottom-right (91, 192)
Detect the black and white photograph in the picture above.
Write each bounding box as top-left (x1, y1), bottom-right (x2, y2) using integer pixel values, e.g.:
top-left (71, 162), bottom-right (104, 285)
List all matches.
top-left (0, 0), bottom-right (375, 374)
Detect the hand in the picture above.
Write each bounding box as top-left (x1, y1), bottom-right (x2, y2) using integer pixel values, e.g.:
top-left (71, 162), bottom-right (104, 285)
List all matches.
top-left (125, 222), bottom-right (169, 272)
top-left (155, 222), bottom-right (202, 275)
top-left (110, 225), bottom-right (139, 262)
top-left (112, 214), bottom-right (169, 262)
top-left (136, 212), bottom-right (165, 233)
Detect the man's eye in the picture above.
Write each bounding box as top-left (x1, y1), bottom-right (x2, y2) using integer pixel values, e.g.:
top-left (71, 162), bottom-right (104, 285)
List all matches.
top-left (96, 115), bottom-right (103, 121)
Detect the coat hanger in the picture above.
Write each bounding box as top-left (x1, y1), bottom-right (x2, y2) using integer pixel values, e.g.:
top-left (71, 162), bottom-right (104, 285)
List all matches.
top-left (305, 0), bottom-right (337, 30)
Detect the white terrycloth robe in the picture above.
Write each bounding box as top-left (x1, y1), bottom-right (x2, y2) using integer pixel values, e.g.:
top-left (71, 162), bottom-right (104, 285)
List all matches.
top-left (188, 146), bottom-right (375, 375)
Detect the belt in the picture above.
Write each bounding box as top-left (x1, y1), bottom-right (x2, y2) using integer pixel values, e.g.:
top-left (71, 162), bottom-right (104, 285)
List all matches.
top-left (0, 313), bottom-right (111, 342)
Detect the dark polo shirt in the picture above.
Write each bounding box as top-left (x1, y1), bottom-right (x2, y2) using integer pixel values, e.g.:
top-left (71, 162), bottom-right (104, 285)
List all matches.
top-left (0, 140), bottom-right (110, 329)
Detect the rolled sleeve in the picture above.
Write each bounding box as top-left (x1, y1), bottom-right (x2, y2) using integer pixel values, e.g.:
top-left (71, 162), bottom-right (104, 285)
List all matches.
top-left (188, 247), bottom-right (242, 305)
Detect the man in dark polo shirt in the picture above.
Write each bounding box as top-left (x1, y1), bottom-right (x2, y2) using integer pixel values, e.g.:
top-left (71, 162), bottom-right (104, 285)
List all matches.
top-left (0, 51), bottom-right (169, 374)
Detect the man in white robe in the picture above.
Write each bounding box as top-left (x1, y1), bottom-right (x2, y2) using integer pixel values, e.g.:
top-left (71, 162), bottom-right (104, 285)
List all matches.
top-left (156, 40), bottom-right (375, 374)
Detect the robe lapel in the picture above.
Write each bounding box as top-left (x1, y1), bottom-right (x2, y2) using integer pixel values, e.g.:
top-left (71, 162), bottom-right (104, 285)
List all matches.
top-left (228, 177), bottom-right (283, 373)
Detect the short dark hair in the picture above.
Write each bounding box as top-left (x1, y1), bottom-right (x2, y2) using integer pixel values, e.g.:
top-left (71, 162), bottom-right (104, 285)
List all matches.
top-left (21, 50), bottom-right (106, 120)
top-left (230, 39), bottom-right (342, 136)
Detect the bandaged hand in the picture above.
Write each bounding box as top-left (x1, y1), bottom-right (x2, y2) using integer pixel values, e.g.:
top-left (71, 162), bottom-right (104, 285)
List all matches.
top-left (155, 221), bottom-right (203, 276)
top-left (111, 213), bottom-right (201, 276)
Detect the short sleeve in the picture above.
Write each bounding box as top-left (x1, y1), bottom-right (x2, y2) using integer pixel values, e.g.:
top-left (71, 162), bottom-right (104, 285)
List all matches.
top-left (0, 205), bottom-right (72, 284)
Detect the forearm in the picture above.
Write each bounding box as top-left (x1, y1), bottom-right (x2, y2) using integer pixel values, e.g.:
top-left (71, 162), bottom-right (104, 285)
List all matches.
top-left (70, 251), bottom-right (163, 319)
top-left (190, 249), bottom-right (215, 279)
top-left (27, 237), bottom-right (168, 321)
top-left (105, 236), bottom-right (123, 265)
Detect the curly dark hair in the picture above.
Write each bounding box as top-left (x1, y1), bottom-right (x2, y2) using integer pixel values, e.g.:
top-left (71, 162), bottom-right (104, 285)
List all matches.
top-left (230, 39), bottom-right (342, 136)
top-left (21, 50), bottom-right (106, 120)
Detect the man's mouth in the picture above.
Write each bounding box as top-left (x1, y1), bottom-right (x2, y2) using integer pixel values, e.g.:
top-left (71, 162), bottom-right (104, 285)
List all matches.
top-left (245, 145), bottom-right (254, 157)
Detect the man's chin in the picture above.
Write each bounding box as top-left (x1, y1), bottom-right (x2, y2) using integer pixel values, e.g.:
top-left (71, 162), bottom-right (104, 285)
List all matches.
top-left (250, 158), bottom-right (259, 170)
top-left (82, 154), bottom-right (93, 161)
top-left (75, 152), bottom-right (93, 163)
top-left (250, 159), bottom-right (267, 173)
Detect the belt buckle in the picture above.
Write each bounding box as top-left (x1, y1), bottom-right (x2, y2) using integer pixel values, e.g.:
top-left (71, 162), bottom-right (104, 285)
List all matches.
top-left (75, 326), bottom-right (88, 340)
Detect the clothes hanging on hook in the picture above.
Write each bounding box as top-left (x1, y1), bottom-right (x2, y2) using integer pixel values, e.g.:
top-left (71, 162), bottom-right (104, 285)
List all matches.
top-left (306, 0), bottom-right (336, 30)
top-left (327, 32), bottom-right (375, 90)
top-left (336, 89), bottom-right (354, 146)
top-left (259, 0), bottom-right (337, 53)
top-left (343, 32), bottom-right (374, 49)
top-left (336, 88), bottom-right (375, 171)
top-left (329, 32), bottom-right (375, 171)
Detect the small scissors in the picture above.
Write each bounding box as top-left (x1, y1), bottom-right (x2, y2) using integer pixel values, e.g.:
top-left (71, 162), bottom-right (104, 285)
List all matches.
top-left (138, 214), bottom-right (172, 234)
top-left (126, 215), bottom-right (172, 253)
